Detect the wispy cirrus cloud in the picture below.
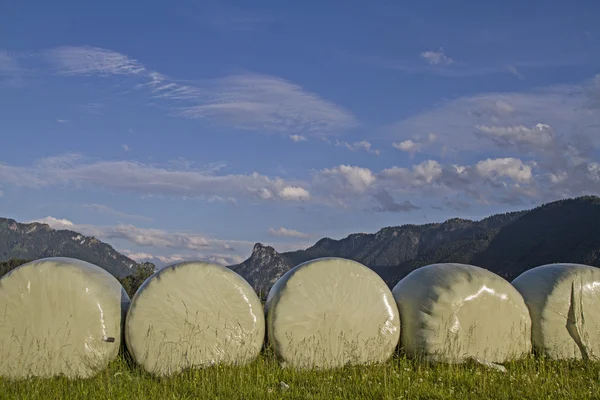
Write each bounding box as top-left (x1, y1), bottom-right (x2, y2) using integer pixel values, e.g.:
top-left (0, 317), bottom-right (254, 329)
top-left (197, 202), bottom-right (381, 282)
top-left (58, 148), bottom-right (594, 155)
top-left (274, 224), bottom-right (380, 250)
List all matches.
top-left (76, 102), bottom-right (104, 115)
top-left (334, 139), bottom-right (380, 155)
top-left (508, 65), bottom-right (525, 80)
top-left (82, 203), bottom-right (152, 222)
top-left (0, 51), bottom-right (21, 75)
top-left (420, 48), bottom-right (455, 65)
top-left (39, 46), bottom-right (358, 135)
top-left (181, 1), bottom-right (271, 32)
top-left (0, 153), bottom-right (311, 204)
top-left (43, 46), bottom-right (145, 76)
top-left (0, 50), bottom-right (30, 86)
top-left (154, 73), bottom-right (359, 134)
top-left (289, 134), bottom-right (307, 142)
top-left (355, 48), bottom-right (587, 79)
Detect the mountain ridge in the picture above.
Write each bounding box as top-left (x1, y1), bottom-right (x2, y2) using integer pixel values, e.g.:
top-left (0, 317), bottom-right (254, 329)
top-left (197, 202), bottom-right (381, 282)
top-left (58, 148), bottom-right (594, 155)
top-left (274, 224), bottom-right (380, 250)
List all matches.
top-left (229, 196), bottom-right (600, 298)
top-left (0, 217), bottom-right (139, 278)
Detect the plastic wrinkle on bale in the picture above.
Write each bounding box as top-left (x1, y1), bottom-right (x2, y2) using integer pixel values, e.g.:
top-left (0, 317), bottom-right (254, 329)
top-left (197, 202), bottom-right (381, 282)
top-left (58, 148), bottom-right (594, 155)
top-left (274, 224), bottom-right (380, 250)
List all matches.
top-left (512, 263), bottom-right (600, 360)
top-left (392, 263), bottom-right (531, 364)
top-left (124, 261), bottom-right (265, 376)
top-left (265, 257), bottom-right (400, 369)
top-left (0, 257), bottom-right (130, 379)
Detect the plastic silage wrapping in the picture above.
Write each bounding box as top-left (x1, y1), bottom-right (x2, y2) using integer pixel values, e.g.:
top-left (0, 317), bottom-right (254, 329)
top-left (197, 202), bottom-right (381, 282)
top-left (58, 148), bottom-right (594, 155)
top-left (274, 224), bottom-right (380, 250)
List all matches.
top-left (512, 263), bottom-right (600, 360)
top-left (124, 261), bottom-right (265, 376)
top-left (265, 257), bottom-right (400, 369)
top-left (0, 257), bottom-right (130, 379)
top-left (392, 263), bottom-right (531, 364)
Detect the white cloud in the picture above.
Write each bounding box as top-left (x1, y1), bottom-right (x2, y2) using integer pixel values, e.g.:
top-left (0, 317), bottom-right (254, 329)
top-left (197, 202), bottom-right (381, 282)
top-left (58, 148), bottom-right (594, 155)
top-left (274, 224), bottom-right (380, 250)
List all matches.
top-left (315, 165), bottom-right (376, 195)
top-left (335, 140), bottom-right (380, 155)
top-left (475, 123), bottom-right (555, 151)
top-left (82, 203), bottom-right (152, 222)
top-left (278, 186), bottom-right (310, 201)
top-left (122, 144), bottom-right (130, 151)
top-left (289, 134), bottom-right (307, 142)
top-left (31, 216), bottom-right (74, 228)
top-left (268, 227), bottom-right (311, 238)
top-left (44, 46), bottom-right (145, 76)
top-left (392, 133), bottom-right (436, 155)
top-left (157, 254), bottom-right (186, 263)
top-left (508, 65), bottom-right (525, 80)
top-left (122, 249), bottom-right (246, 267)
top-left (380, 160), bottom-right (443, 186)
top-left (0, 154), bottom-right (310, 204)
top-left (392, 139), bottom-right (421, 153)
top-left (386, 74), bottom-right (600, 205)
top-left (388, 77), bottom-right (600, 157)
top-left (56, 119), bottom-right (69, 124)
top-left (475, 158), bottom-right (533, 183)
top-left (420, 49), bottom-right (454, 65)
top-left (122, 251), bottom-right (156, 262)
top-left (207, 254), bottom-right (246, 266)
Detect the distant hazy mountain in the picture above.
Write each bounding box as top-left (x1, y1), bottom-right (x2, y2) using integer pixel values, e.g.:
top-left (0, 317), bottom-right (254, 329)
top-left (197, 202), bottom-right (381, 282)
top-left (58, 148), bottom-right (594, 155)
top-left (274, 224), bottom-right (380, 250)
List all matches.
top-left (229, 196), bottom-right (600, 298)
top-left (0, 218), bottom-right (138, 278)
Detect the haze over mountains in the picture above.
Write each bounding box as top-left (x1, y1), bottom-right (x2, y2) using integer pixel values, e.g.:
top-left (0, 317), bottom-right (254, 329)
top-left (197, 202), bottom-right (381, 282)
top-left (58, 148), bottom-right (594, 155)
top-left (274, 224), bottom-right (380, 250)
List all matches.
top-left (1, 196), bottom-right (599, 298)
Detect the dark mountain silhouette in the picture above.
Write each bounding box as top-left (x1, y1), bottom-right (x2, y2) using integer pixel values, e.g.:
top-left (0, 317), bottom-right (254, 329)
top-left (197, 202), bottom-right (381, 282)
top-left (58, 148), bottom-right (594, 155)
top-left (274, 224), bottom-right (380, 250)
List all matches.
top-left (229, 196), bottom-right (600, 298)
top-left (0, 217), bottom-right (138, 278)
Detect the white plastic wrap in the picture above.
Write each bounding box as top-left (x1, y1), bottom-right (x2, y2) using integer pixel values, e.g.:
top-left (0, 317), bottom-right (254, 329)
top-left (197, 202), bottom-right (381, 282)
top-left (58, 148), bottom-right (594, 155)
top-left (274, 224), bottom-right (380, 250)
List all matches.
top-left (392, 263), bottom-right (531, 363)
top-left (512, 263), bottom-right (600, 360)
top-left (265, 257), bottom-right (400, 369)
top-left (0, 257), bottom-right (130, 379)
top-left (124, 261), bottom-right (265, 376)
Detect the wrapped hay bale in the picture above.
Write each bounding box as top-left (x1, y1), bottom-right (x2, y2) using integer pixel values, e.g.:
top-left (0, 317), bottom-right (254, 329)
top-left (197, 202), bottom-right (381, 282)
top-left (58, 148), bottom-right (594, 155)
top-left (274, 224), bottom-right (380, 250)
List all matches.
top-left (512, 263), bottom-right (600, 360)
top-left (392, 263), bottom-right (531, 363)
top-left (0, 257), bottom-right (130, 379)
top-left (265, 257), bottom-right (400, 369)
top-left (125, 261), bottom-right (264, 376)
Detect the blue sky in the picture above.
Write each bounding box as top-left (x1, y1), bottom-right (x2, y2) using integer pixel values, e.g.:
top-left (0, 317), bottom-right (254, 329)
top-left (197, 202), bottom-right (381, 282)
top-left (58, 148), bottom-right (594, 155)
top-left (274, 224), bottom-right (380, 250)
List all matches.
top-left (1, 0), bottom-right (599, 266)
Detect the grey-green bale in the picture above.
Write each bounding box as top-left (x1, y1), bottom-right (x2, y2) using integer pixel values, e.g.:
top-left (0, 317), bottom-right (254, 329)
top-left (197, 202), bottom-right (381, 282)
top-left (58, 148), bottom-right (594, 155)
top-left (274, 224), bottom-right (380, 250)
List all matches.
top-left (124, 261), bottom-right (265, 376)
top-left (265, 257), bottom-right (400, 369)
top-left (0, 257), bottom-right (130, 379)
top-left (512, 263), bottom-right (600, 360)
top-left (393, 263), bottom-right (531, 364)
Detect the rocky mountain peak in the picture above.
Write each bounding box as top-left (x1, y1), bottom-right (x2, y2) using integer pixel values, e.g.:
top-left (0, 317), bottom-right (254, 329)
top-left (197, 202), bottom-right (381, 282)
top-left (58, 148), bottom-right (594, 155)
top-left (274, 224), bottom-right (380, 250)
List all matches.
top-left (0, 217), bottom-right (139, 278)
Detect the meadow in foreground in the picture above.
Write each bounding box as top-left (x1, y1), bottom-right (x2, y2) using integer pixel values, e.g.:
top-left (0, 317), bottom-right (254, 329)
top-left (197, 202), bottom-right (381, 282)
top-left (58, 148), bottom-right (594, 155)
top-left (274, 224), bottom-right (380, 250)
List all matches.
top-left (1, 348), bottom-right (599, 400)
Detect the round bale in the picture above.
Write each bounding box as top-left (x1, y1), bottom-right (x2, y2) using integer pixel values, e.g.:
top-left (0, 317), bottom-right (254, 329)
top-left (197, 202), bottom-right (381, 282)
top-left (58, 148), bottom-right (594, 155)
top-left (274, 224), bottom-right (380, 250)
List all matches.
top-left (124, 261), bottom-right (265, 376)
top-left (392, 263), bottom-right (531, 363)
top-left (0, 257), bottom-right (130, 379)
top-left (265, 257), bottom-right (400, 369)
top-left (512, 263), bottom-right (600, 360)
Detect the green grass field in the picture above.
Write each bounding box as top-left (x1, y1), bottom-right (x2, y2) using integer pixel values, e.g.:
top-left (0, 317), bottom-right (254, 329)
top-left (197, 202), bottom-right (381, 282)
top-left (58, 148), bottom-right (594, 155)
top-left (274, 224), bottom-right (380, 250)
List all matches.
top-left (1, 349), bottom-right (599, 400)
